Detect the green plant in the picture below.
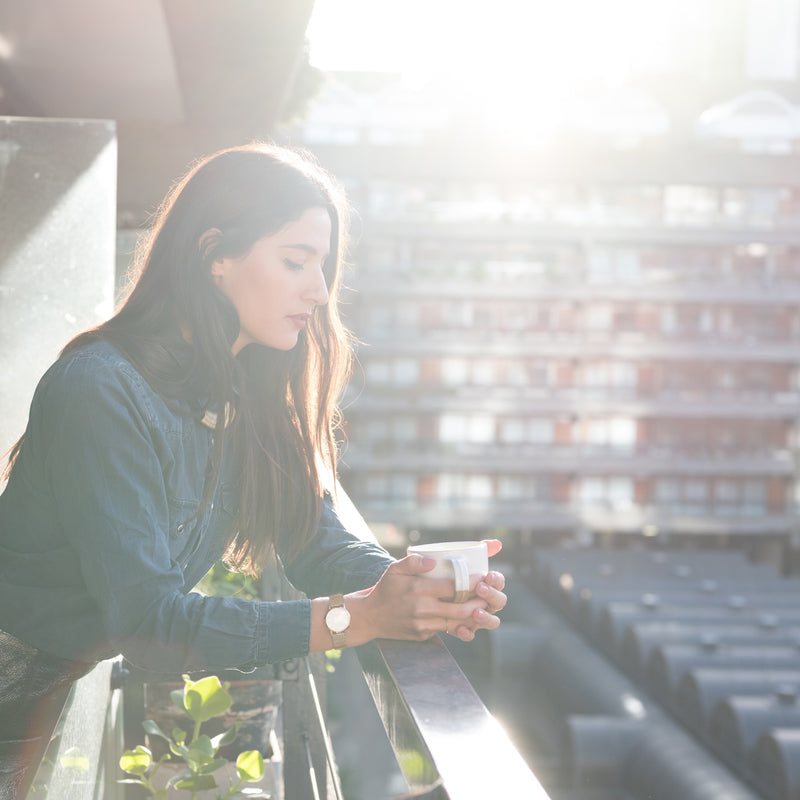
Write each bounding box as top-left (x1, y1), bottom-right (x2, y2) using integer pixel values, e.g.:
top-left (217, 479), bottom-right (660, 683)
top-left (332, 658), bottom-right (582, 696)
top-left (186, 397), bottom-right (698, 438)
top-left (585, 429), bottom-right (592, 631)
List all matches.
top-left (196, 561), bottom-right (261, 601)
top-left (119, 674), bottom-right (267, 799)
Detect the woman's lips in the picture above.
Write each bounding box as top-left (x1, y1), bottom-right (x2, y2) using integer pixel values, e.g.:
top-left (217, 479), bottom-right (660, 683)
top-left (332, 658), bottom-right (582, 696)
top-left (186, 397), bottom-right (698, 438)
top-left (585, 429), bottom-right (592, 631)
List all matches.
top-left (288, 313), bottom-right (310, 329)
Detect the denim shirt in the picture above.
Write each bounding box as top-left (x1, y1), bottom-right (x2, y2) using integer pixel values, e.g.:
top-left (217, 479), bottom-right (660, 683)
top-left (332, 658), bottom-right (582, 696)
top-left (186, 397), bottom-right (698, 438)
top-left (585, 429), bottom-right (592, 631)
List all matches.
top-left (0, 340), bottom-right (393, 672)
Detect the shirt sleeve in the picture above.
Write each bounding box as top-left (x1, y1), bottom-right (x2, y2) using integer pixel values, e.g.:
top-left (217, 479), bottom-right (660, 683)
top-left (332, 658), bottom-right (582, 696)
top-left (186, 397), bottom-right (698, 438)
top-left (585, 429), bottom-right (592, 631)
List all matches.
top-left (281, 492), bottom-right (395, 598)
top-left (41, 353), bottom-right (310, 672)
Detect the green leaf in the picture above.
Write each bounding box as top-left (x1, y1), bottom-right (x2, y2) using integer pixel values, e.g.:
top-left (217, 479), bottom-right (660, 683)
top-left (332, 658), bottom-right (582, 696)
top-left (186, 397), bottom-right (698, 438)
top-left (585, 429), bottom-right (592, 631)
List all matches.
top-left (119, 746), bottom-right (152, 775)
top-left (186, 735), bottom-right (215, 766)
top-left (142, 720), bottom-right (170, 741)
top-left (166, 768), bottom-right (192, 788)
top-left (198, 757), bottom-right (228, 774)
top-left (172, 727), bottom-right (186, 746)
top-left (211, 722), bottom-right (241, 750)
top-left (154, 790), bottom-right (168, 800)
top-left (174, 774), bottom-right (218, 791)
top-left (170, 687), bottom-right (187, 712)
top-left (236, 750), bottom-right (265, 781)
top-left (168, 740), bottom-right (189, 759)
top-left (183, 675), bottom-right (232, 723)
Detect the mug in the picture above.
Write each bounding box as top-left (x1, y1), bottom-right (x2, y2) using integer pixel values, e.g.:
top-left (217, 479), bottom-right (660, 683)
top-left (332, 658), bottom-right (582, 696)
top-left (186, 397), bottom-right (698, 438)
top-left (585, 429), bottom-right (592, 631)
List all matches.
top-left (407, 540), bottom-right (489, 602)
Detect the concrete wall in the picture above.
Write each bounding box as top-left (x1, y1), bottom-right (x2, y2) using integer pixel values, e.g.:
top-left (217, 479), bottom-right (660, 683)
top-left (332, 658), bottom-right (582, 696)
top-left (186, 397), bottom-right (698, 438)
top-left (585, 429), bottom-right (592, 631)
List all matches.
top-left (0, 117), bottom-right (117, 457)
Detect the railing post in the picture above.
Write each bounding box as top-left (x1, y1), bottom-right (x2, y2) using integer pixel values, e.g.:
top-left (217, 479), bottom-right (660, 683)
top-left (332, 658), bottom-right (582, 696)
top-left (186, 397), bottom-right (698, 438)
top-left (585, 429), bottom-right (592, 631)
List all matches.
top-left (282, 651), bottom-right (337, 799)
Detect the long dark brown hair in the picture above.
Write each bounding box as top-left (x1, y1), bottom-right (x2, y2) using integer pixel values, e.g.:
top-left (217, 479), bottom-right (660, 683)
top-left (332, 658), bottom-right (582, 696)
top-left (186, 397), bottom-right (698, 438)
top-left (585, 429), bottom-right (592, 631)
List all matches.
top-left (6, 142), bottom-right (353, 575)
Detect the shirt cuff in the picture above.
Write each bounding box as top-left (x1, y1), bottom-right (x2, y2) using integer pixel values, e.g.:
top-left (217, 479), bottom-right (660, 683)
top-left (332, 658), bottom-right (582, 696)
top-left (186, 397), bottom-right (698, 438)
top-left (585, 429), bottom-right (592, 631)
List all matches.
top-left (254, 598), bottom-right (311, 664)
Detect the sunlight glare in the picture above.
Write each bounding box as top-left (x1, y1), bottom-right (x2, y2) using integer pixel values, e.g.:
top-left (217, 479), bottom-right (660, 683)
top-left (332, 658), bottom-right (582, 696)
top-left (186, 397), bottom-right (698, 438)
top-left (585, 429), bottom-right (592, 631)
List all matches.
top-left (307, 0), bottom-right (706, 136)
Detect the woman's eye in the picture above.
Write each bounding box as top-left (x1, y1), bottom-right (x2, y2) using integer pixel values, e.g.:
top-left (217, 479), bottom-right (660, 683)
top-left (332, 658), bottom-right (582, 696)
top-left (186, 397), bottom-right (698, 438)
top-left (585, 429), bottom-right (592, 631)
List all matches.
top-left (284, 259), bottom-right (304, 271)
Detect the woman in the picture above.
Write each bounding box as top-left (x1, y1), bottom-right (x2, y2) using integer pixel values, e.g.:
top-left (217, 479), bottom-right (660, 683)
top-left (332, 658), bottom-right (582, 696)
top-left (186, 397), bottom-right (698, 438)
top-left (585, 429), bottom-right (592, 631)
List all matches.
top-left (0, 142), bottom-right (506, 797)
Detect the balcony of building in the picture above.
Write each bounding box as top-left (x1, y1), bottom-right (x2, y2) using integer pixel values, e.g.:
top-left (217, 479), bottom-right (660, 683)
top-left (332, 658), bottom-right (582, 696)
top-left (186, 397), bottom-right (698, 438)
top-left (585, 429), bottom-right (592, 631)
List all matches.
top-left (352, 275), bottom-right (800, 306)
top-left (341, 439), bottom-right (795, 477)
top-left (342, 494), bottom-right (797, 538)
top-left (350, 328), bottom-right (800, 363)
top-left (344, 380), bottom-right (800, 420)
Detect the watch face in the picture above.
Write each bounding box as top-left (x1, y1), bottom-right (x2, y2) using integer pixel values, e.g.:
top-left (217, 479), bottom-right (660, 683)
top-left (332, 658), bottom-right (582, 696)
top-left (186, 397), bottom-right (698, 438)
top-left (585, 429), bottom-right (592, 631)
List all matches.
top-left (326, 606), bottom-right (351, 633)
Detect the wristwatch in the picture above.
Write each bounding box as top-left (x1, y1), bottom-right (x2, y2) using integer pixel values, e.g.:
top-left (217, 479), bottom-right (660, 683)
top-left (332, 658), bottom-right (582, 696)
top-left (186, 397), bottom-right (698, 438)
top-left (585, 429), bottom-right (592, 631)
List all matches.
top-left (325, 594), bottom-right (351, 649)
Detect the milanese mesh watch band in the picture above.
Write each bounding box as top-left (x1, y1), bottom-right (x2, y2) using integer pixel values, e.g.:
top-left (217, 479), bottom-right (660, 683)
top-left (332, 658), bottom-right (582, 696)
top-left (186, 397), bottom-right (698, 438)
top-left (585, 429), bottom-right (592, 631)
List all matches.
top-left (325, 593), bottom-right (350, 649)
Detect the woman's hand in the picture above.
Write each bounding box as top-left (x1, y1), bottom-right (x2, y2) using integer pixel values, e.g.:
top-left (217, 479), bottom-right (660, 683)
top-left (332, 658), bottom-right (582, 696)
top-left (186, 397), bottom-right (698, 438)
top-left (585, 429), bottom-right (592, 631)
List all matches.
top-left (344, 538), bottom-right (507, 646)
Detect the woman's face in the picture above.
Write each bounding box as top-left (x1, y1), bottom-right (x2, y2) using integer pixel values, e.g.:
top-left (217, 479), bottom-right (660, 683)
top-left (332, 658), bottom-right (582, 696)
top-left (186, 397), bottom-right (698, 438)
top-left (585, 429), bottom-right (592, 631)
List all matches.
top-left (210, 207), bottom-right (332, 354)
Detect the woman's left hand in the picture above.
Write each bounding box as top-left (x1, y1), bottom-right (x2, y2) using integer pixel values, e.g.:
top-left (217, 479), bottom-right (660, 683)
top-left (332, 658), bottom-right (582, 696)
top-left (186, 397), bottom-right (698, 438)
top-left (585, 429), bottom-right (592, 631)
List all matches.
top-left (445, 539), bottom-right (507, 642)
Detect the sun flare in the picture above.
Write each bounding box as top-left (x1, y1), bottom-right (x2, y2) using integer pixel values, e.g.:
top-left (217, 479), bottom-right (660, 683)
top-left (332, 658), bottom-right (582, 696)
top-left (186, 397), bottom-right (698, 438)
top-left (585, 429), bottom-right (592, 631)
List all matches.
top-left (306, 0), bottom-right (711, 139)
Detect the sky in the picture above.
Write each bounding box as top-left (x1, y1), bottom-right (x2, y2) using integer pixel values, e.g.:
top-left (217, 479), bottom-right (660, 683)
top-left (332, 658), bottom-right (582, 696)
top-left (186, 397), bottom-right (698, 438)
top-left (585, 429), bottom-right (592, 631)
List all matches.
top-left (304, 0), bottom-right (711, 138)
top-left (305, 0), bottom-right (705, 90)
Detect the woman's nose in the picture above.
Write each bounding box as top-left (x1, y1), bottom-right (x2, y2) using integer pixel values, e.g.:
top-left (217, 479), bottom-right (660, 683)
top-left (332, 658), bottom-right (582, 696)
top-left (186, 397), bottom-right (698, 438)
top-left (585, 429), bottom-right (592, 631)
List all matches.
top-left (306, 266), bottom-right (329, 307)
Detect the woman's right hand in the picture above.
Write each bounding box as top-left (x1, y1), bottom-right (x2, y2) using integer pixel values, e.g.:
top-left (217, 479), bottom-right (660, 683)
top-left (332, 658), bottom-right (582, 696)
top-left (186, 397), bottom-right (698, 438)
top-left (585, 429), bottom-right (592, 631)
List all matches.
top-left (348, 554), bottom-right (499, 644)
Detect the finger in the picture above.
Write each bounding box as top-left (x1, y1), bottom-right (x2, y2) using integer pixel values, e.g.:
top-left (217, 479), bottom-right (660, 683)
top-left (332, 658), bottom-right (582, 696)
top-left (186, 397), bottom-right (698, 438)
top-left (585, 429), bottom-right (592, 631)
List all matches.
top-left (484, 570), bottom-right (506, 591)
top-left (471, 607), bottom-right (502, 630)
top-left (483, 539), bottom-right (503, 558)
top-left (390, 553), bottom-right (437, 576)
top-left (476, 581), bottom-right (507, 614)
top-left (452, 626), bottom-right (476, 642)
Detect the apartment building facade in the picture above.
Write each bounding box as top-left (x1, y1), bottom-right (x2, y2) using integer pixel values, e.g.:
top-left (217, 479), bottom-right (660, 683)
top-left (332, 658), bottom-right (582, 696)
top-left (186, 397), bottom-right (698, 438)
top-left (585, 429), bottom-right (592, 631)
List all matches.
top-left (283, 3), bottom-right (800, 556)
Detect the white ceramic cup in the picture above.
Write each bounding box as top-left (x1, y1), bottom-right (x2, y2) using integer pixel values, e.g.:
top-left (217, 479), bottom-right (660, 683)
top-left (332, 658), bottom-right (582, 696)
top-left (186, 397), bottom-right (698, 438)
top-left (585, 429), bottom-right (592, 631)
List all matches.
top-left (407, 540), bottom-right (489, 602)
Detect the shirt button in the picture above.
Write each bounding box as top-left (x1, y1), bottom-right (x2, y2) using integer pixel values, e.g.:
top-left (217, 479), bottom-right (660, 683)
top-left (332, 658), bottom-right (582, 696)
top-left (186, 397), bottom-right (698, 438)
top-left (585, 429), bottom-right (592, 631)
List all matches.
top-left (177, 523), bottom-right (185, 534)
top-left (210, 503), bottom-right (215, 512)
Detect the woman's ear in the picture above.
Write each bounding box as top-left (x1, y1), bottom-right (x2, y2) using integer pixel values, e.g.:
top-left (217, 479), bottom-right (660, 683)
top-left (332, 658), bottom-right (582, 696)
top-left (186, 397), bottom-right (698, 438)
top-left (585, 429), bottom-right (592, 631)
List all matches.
top-left (199, 227), bottom-right (223, 266)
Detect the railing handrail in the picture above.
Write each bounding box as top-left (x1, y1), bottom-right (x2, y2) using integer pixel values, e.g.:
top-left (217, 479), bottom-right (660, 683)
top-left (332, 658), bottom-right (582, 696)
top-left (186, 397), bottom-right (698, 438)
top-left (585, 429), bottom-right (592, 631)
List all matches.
top-left (357, 636), bottom-right (549, 799)
top-left (332, 482), bottom-right (550, 799)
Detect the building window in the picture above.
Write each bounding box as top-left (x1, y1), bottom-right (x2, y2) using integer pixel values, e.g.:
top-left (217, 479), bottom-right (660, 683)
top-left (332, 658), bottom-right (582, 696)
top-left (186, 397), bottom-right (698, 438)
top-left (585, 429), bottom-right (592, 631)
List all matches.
top-left (579, 476), bottom-right (634, 509)
top-left (437, 473), bottom-right (493, 504)
top-left (366, 419), bottom-right (389, 440)
top-left (585, 305), bottom-right (614, 330)
top-left (439, 414), bottom-right (495, 443)
top-left (500, 418), bottom-right (554, 444)
top-left (581, 362), bottom-right (637, 389)
top-left (366, 360), bottom-right (390, 385)
top-left (584, 417), bottom-right (637, 449)
top-left (743, 480), bottom-right (766, 515)
top-left (393, 418), bottom-right (417, 441)
top-left (655, 479), bottom-right (680, 504)
top-left (442, 358), bottom-right (469, 386)
top-left (472, 360), bottom-right (495, 385)
top-left (393, 359), bottom-right (419, 385)
top-left (715, 480), bottom-right (739, 515)
top-left (443, 301), bottom-right (474, 327)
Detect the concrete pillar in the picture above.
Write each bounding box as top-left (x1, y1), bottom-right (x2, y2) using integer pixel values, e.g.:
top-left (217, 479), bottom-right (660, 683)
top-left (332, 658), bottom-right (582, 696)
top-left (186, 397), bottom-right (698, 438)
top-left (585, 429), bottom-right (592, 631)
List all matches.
top-left (0, 117), bottom-right (117, 457)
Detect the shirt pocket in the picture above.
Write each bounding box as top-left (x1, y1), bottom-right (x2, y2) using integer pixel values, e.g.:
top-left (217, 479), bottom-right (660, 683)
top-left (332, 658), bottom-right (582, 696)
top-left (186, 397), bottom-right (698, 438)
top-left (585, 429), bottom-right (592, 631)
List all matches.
top-left (166, 494), bottom-right (202, 544)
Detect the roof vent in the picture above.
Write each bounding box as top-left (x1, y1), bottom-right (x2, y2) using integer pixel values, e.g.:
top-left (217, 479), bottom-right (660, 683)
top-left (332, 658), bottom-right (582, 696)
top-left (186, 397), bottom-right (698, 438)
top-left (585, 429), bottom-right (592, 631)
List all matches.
top-left (699, 633), bottom-right (721, 652)
top-left (641, 593), bottom-right (660, 610)
top-left (758, 612), bottom-right (779, 630)
top-left (727, 594), bottom-right (747, 610)
top-left (776, 684), bottom-right (798, 705)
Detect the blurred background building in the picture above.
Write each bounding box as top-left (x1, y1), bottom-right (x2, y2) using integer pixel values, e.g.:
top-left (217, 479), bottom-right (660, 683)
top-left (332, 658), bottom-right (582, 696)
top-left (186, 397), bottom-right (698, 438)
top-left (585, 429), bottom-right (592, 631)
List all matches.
top-left (277, 0), bottom-right (800, 577)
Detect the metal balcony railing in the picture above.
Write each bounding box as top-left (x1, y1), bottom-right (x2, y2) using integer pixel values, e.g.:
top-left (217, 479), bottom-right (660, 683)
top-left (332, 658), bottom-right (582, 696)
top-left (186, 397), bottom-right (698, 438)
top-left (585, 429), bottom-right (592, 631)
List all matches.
top-left (25, 485), bottom-right (547, 799)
